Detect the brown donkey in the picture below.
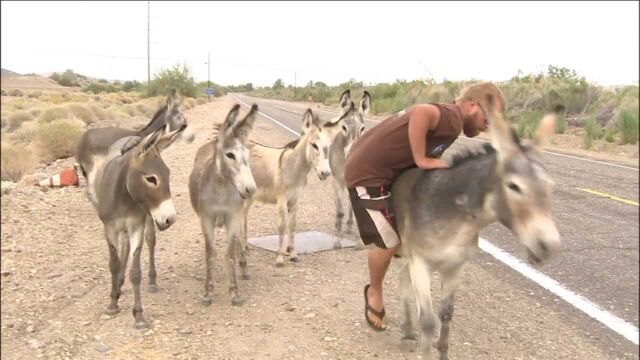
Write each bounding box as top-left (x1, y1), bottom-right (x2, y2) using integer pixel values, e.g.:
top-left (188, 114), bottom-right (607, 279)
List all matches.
top-left (393, 106), bottom-right (561, 359)
top-left (91, 124), bottom-right (186, 329)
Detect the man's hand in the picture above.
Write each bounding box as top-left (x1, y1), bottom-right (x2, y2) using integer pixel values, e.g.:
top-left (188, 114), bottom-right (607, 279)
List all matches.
top-left (417, 158), bottom-right (449, 170)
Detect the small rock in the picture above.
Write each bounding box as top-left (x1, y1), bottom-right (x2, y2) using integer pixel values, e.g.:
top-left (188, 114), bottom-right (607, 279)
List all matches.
top-left (26, 325), bottom-right (35, 333)
top-left (186, 310), bottom-right (195, 315)
top-left (1, 270), bottom-right (13, 277)
top-left (323, 337), bottom-right (336, 342)
top-left (304, 313), bottom-right (316, 319)
top-left (179, 328), bottom-right (192, 335)
top-left (28, 339), bottom-right (42, 349)
top-left (82, 321), bottom-right (91, 326)
top-left (99, 315), bottom-right (111, 321)
top-left (96, 344), bottom-right (112, 353)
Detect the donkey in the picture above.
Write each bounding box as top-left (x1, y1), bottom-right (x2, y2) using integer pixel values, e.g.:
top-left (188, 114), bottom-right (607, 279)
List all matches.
top-left (77, 89), bottom-right (193, 292)
top-left (92, 124), bottom-right (186, 329)
top-left (189, 104), bottom-right (257, 306)
top-left (328, 90), bottom-right (370, 250)
top-left (392, 106), bottom-right (561, 359)
top-left (241, 109), bottom-right (336, 266)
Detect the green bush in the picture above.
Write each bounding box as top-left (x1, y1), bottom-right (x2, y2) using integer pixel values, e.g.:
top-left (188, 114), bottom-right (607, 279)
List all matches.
top-left (82, 82), bottom-right (120, 94)
top-left (515, 110), bottom-right (542, 139)
top-left (617, 108), bottom-right (639, 145)
top-left (604, 128), bottom-right (616, 143)
top-left (146, 64), bottom-right (197, 98)
top-left (583, 116), bottom-right (603, 149)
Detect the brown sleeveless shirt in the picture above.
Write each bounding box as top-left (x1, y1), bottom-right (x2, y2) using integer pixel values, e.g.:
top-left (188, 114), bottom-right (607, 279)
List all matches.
top-left (345, 103), bottom-right (463, 187)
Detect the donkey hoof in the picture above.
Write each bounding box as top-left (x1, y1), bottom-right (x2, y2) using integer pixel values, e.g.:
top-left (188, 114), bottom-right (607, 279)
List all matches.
top-left (402, 331), bottom-right (418, 340)
top-left (134, 320), bottom-right (149, 330)
top-left (289, 256), bottom-right (299, 263)
top-left (104, 306), bottom-right (120, 316)
top-left (148, 284), bottom-right (159, 293)
top-left (201, 296), bottom-right (213, 306)
top-left (333, 242), bottom-right (342, 250)
top-left (353, 243), bottom-right (365, 251)
top-left (242, 273), bottom-right (251, 280)
top-left (231, 296), bottom-right (245, 306)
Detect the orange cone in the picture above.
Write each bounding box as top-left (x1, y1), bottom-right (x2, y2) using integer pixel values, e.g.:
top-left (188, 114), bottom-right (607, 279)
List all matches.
top-left (38, 168), bottom-right (79, 187)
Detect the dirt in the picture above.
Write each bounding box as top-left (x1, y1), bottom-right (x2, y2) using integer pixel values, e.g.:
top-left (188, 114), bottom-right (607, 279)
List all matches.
top-left (1, 75), bottom-right (67, 90)
top-left (1, 96), bottom-right (634, 360)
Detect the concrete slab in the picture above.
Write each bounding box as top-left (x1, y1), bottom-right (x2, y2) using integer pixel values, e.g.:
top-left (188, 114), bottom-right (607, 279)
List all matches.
top-left (248, 231), bottom-right (356, 254)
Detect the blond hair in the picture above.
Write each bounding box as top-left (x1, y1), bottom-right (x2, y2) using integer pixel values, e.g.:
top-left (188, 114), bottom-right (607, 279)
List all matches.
top-left (456, 82), bottom-right (506, 113)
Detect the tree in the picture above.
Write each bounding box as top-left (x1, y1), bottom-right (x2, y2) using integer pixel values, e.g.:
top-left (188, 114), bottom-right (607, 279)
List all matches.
top-left (273, 79), bottom-right (284, 90)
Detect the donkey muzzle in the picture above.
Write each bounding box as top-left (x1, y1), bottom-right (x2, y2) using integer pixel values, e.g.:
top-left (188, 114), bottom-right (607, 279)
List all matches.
top-left (150, 199), bottom-right (177, 231)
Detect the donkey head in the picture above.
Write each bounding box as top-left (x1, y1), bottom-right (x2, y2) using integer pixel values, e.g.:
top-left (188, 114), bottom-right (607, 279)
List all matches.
top-left (488, 105), bottom-right (561, 264)
top-left (341, 90), bottom-right (370, 153)
top-left (126, 125), bottom-right (186, 231)
top-left (215, 103), bottom-right (258, 199)
top-left (301, 109), bottom-right (333, 180)
top-left (159, 89), bottom-right (195, 145)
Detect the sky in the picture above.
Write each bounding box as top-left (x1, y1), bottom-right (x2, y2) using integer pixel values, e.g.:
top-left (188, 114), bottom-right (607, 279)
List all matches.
top-left (1, 1), bottom-right (638, 87)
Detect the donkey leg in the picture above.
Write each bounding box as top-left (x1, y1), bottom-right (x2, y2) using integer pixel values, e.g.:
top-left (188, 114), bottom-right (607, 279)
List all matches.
top-left (200, 217), bottom-right (216, 306)
top-left (275, 198), bottom-right (289, 267)
top-left (145, 215), bottom-right (159, 293)
top-left (400, 262), bottom-right (417, 340)
top-left (409, 257), bottom-right (437, 360)
top-left (104, 225), bottom-right (121, 315)
top-left (436, 266), bottom-right (463, 360)
top-left (117, 231), bottom-right (130, 292)
top-left (225, 217), bottom-right (243, 306)
top-left (128, 225), bottom-right (148, 329)
top-left (347, 201), bottom-right (364, 250)
top-left (331, 179), bottom-right (345, 249)
top-left (235, 210), bottom-right (251, 280)
top-left (286, 198), bottom-right (299, 262)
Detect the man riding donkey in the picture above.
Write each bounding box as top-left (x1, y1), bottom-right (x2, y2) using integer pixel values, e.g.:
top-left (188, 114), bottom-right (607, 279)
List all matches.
top-left (345, 82), bottom-right (506, 330)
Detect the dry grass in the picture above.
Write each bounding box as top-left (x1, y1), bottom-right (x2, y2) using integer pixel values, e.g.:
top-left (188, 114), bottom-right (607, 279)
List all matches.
top-left (7, 111), bottom-right (34, 131)
top-left (39, 106), bottom-right (72, 123)
top-left (66, 103), bottom-right (96, 124)
top-left (35, 119), bottom-right (83, 161)
top-left (11, 121), bottom-right (37, 144)
top-left (1, 142), bottom-right (35, 182)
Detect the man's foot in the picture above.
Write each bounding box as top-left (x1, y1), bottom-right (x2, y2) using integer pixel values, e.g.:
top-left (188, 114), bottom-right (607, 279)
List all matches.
top-left (364, 284), bottom-right (386, 331)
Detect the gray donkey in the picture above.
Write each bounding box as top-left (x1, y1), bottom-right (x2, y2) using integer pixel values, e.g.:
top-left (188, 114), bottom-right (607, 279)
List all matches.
top-left (242, 109), bottom-right (338, 266)
top-left (92, 124), bottom-right (186, 329)
top-left (77, 90), bottom-right (193, 292)
top-left (392, 106), bottom-right (561, 359)
top-left (328, 90), bottom-right (370, 250)
top-left (189, 104), bottom-right (257, 307)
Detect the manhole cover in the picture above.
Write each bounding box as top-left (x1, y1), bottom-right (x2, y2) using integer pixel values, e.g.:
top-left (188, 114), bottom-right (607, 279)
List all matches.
top-left (248, 231), bottom-right (356, 254)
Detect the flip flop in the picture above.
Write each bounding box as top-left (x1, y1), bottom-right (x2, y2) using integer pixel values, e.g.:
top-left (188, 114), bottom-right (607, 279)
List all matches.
top-left (364, 284), bottom-right (386, 331)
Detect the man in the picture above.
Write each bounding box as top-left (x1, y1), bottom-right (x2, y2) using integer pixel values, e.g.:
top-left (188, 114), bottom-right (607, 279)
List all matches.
top-left (345, 82), bottom-right (506, 330)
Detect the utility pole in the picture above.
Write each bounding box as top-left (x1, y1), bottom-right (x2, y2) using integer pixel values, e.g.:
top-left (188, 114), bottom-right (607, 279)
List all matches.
top-left (207, 52), bottom-right (211, 99)
top-left (147, 1), bottom-right (151, 85)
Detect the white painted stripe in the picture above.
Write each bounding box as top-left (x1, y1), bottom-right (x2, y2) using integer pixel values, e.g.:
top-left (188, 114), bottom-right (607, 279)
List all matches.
top-left (479, 238), bottom-right (639, 345)
top-left (230, 94), bottom-right (640, 345)
top-left (230, 94), bottom-right (301, 136)
top-left (464, 137), bottom-right (638, 171)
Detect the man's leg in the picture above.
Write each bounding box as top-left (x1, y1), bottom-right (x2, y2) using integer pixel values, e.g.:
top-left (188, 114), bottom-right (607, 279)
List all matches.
top-left (366, 245), bottom-right (398, 328)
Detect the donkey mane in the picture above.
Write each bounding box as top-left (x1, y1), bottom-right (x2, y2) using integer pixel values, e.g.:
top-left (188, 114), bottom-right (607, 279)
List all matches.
top-left (448, 143), bottom-right (495, 168)
top-left (137, 105), bottom-right (168, 133)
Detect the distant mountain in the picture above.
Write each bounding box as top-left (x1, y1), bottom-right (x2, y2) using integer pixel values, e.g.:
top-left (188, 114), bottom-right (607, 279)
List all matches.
top-left (1, 68), bottom-right (21, 77)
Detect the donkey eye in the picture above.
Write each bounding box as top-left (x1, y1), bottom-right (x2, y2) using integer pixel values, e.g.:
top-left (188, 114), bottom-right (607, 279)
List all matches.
top-left (144, 175), bottom-right (158, 186)
top-left (342, 125), bottom-right (348, 132)
top-left (225, 152), bottom-right (236, 160)
top-left (507, 181), bottom-right (522, 194)
top-left (311, 143), bottom-right (319, 150)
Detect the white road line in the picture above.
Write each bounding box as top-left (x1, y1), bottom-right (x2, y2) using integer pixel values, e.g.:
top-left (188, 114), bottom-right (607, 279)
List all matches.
top-left (480, 239), bottom-right (639, 345)
top-left (232, 94), bottom-right (640, 345)
top-left (231, 94), bottom-right (300, 136)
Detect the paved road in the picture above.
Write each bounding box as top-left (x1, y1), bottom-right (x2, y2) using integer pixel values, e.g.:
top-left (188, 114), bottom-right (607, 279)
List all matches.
top-left (230, 93), bottom-right (640, 356)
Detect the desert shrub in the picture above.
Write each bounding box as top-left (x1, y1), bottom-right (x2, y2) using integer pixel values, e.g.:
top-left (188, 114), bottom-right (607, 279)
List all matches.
top-left (66, 103), bottom-right (95, 124)
top-left (146, 64), bottom-right (197, 98)
top-left (35, 120), bottom-right (83, 160)
top-left (39, 106), bottom-right (72, 123)
top-left (617, 107), bottom-right (639, 145)
top-left (1, 143), bottom-right (35, 181)
top-left (8, 89), bottom-right (24, 97)
top-left (8, 111), bottom-right (34, 131)
top-left (583, 116), bottom-right (603, 149)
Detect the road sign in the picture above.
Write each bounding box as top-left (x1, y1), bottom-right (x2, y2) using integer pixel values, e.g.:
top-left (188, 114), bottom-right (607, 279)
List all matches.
top-left (205, 88), bottom-right (215, 96)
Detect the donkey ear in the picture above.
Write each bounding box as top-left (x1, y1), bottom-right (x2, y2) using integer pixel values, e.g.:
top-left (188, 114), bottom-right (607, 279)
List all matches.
top-left (359, 91), bottom-right (371, 117)
top-left (338, 89), bottom-right (352, 117)
top-left (223, 104), bottom-right (242, 136)
top-left (166, 89), bottom-right (181, 110)
top-left (233, 104), bottom-right (258, 141)
top-left (157, 124), bottom-right (187, 151)
top-left (533, 113), bottom-right (557, 147)
top-left (139, 126), bottom-right (165, 157)
top-left (488, 110), bottom-right (519, 160)
top-left (301, 108), bottom-right (314, 134)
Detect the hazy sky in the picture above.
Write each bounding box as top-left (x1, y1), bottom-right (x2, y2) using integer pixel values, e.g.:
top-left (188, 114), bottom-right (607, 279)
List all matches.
top-left (1, 1), bottom-right (638, 87)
